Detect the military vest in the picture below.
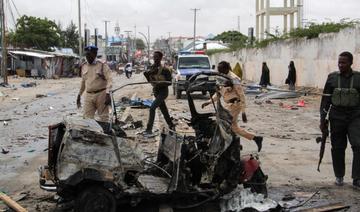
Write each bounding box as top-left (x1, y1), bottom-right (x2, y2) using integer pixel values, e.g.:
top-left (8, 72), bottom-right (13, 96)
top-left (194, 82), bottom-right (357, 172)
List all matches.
top-left (331, 74), bottom-right (360, 107)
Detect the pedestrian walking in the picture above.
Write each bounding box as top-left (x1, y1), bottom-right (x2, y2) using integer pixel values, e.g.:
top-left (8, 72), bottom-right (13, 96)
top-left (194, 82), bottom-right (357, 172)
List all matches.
top-left (202, 61), bottom-right (263, 152)
top-left (143, 51), bottom-right (175, 136)
top-left (260, 62), bottom-right (271, 88)
top-left (77, 46), bottom-right (113, 123)
top-left (285, 61), bottom-right (297, 90)
top-left (320, 51), bottom-right (360, 188)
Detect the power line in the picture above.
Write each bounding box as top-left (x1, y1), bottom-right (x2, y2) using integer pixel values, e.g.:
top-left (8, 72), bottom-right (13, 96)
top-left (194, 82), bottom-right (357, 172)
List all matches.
top-left (6, 0), bottom-right (16, 28)
top-left (9, 0), bottom-right (19, 17)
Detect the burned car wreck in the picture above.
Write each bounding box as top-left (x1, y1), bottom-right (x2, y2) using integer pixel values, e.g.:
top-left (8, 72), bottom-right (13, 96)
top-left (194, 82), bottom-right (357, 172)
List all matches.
top-left (38, 72), bottom-right (268, 211)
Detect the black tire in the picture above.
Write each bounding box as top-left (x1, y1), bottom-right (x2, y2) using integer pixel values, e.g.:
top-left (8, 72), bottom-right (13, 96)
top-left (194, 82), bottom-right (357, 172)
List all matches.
top-left (75, 185), bottom-right (116, 212)
top-left (176, 89), bottom-right (182, 99)
top-left (243, 167), bottom-right (268, 197)
top-left (202, 91), bottom-right (207, 95)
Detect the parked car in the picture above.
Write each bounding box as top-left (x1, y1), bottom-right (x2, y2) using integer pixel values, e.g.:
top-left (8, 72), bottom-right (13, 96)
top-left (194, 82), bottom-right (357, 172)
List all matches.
top-left (38, 72), bottom-right (267, 212)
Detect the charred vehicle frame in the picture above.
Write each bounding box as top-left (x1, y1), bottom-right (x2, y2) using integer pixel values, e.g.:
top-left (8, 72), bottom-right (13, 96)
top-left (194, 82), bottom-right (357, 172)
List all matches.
top-left (38, 72), bottom-right (267, 212)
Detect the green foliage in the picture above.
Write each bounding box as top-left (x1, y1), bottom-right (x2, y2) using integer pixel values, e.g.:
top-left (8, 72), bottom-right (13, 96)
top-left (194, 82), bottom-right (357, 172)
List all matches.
top-left (212, 30), bottom-right (248, 48)
top-left (59, 21), bottom-right (79, 53)
top-left (288, 20), bottom-right (358, 39)
top-left (254, 20), bottom-right (358, 48)
top-left (135, 38), bottom-right (146, 50)
top-left (10, 15), bottom-right (61, 51)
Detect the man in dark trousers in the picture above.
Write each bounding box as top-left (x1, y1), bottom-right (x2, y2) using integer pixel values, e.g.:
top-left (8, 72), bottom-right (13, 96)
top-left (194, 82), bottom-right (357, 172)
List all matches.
top-left (320, 51), bottom-right (360, 188)
top-left (143, 51), bottom-right (175, 136)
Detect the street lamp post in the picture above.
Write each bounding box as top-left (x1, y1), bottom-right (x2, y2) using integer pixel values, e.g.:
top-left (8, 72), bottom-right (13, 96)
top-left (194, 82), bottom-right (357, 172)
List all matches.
top-left (138, 28), bottom-right (150, 65)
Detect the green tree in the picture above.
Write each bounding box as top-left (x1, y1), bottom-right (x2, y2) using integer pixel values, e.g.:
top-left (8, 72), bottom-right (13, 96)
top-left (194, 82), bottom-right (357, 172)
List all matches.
top-left (60, 21), bottom-right (79, 53)
top-left (212, 30), bottom-right (248, 49)
top-left (10, 15), bottom-right (61, 51)
top-left (135, 38), bottom-right (145, 50)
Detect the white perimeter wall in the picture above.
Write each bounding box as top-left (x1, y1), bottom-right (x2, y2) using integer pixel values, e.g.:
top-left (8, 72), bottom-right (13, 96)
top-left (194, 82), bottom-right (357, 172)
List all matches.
top-left (209, 25), bottom-right (360, 88)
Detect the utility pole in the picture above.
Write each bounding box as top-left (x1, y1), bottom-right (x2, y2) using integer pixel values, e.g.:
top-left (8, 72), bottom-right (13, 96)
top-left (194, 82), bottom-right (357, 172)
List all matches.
top-left (104, 20), bottom-right (110, 47)
top-left (147, 26), bottom-right (150, 64)
top-left (84, 23), bottom-right (88, 47)
top-left (191, 8), bottom-right (200, 50)
top-left (124, 30), bottom-right (132, 63)
top-left (104, 20), bottom-right (110, 61)
top-left (134, 25), bottom-right (137, 51)
top-left (237, 16), bottom-right (241, 32)
top-left (1, 0), bottom-right (7, 84)
top-left (78, 0), bottom-right (82, 56)
top-left (94, 28), bottom-right (98, 47)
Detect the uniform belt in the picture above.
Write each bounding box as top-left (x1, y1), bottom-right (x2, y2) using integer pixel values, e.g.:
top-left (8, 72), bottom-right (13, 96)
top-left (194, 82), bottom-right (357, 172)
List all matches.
top-left (228, 98), bottom-right (241, 104)
top-left (86, 88), bottom-right (106, 94)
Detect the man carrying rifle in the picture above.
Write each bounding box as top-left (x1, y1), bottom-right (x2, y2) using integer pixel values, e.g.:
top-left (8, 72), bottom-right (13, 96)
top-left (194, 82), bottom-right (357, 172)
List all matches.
top-left (320, 51), bottom-right (360, 188)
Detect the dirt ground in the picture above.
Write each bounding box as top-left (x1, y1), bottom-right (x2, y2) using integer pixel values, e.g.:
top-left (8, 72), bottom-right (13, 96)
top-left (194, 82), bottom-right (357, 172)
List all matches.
top-left (0, 72), bottom-right (359, 211)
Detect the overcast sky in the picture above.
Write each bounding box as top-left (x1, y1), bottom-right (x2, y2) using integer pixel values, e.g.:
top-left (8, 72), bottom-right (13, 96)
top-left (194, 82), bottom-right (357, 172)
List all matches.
top-left (8, 0), bottom-right (360, 41)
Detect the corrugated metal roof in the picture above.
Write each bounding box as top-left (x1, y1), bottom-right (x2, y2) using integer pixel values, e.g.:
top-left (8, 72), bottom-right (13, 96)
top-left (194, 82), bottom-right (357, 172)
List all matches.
top-left (9, 50), bottom-right (55, 58)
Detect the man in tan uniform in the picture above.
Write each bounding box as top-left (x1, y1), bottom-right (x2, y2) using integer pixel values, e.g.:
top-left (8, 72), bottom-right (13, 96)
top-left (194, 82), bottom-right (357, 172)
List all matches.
top-left (202, 61), bottom-right (263, 152)
top-left (77, 46), bottom-right (112, 123)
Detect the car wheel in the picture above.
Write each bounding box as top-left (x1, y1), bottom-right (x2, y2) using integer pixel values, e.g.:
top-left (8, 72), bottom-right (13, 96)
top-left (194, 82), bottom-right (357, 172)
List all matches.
top-left (243, 167), bottom-right (268, 197)
top-left (176, 89), bottom-right (182, 99)
top-left (202, 91), bottom-right (207, 95)
top-left (75, 185), bottom-right (116, 212)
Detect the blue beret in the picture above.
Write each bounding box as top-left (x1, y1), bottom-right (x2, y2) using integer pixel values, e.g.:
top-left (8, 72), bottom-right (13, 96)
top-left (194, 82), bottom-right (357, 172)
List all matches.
top-left (84, 45), bottom-right (98, 51)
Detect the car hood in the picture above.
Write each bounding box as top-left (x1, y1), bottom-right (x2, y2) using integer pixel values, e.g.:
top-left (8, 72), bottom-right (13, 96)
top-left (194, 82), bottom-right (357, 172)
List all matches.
top-left (178, 68), bottom-right (212, 76)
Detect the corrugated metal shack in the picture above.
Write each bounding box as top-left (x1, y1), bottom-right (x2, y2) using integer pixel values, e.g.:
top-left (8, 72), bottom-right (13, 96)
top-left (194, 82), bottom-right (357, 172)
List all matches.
top-left (9, 49), bottom-right (79, 78)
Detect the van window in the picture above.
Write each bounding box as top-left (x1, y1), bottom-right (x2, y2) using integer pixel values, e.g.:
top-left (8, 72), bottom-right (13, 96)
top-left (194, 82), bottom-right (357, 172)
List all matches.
top-left (178, 57), bottom-right (210, 69)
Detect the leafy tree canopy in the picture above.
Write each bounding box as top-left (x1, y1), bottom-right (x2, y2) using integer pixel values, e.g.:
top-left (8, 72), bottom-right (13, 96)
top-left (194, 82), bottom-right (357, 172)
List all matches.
top-left (212, 31), bottom-right (247, 43)
top-left (10, 15), bottom-right (61, 51)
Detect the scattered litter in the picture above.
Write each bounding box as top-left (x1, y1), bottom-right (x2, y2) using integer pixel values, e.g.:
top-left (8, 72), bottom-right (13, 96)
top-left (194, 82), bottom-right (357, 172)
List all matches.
top-left (13, 191), bottom-right (29, 202)
top-left (0, 91), bottom-right (4, 97)
top-left (256, 91), bottom-right (301, 100)
top-left (3, 121), bottom-right (8, 126)
top-left (297, 99), bottom-right (305, 107)
top-left (282, 191), bottom-right (320, 210)
top-left (0, 82), bottom-right (10, 87)
top-left (122, 120), bottom-right (143, 130)
top-left (47, 92), bottom-right (56, 97)
top-left (0, 191), bottom-right (28, 212)
top-left (0, 117), bottom-right (11, 121)
top-left (49, 106), bottom-right (54, 110)
top-left (20, 82), bottom-right (37, 88)
top-left (11, 97), bottom-right (20, 101)
top-left (282, 193), bottom-right (295, 201)
top-left (220, 186), bottom-right (279, 212)
top-left (300, 202), bottom-right (349, 212)
top-left (1, 148), bottom-right (9, 154)
top-left (36, 94), bottom-right (47, 98)
top-left (265, 100), bottom-right (273, 104)
top-left (27, 149), bottom-right (35, 153)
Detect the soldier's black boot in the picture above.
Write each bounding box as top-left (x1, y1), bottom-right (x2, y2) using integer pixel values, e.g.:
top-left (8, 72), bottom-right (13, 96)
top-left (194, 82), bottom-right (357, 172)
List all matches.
top-left (253, 136), bottom-right (263, 152)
